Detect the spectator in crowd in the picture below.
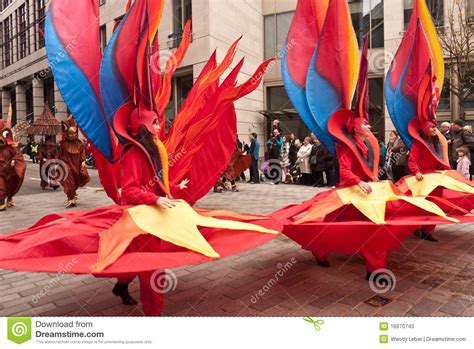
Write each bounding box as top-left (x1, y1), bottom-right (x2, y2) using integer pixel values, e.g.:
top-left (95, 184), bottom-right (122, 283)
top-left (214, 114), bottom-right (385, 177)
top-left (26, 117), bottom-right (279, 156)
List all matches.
top-left (248, 133), bottom-right (260, 184)
top-left (281, 135), bottom-right (290, 183)
top-left (440, 121), bottom-right (453, 165)
top-left (324, 146), bottom-right (336, 187)
top-left (266, 136), bottom-right (282, 184)
top-left (289, 138), bottom-right (302, 184)
top-left (451, 120), bottom-right (474, 170)
top-left (297, 137), bottom-right (313, 186)
top-left (464, 125), bottom-right (473, 134)
top-left (272, 119), bottom-right (282, 134)
top-left (456, 146), bottom-right (471, 180)
top-left (377, 134), bottom-right (387, 180)
top-left (267, 128), bottom-right (283, 155)
top-left (390, 133), bottom-right (409, 182)
top-left (309, 134), bottom-right (327, 187)
top-left (384, 131), bottom-right (398, 181)
top-left (288, 133), bottom-right (298, 168)
top-left (236, 135), bottom-right (245, 181)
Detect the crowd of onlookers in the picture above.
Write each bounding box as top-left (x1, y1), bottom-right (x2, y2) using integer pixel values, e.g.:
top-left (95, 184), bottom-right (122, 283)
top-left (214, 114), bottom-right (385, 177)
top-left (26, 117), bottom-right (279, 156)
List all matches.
top-left (241, 120), bottom-right (338, 187)
top-left (238, 119), bottom-right (474, 188)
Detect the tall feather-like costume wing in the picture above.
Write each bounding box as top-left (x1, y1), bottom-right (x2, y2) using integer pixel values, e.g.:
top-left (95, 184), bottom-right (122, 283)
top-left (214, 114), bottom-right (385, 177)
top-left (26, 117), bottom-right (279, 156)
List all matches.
top-left (385, 0), bottom-right (444, 148)
top-left (305, 0), bottom-right (359, 154)
top-left (281, 0), bottom-right (330, 150)
top-left (45, 0), bottom-right (120, 203)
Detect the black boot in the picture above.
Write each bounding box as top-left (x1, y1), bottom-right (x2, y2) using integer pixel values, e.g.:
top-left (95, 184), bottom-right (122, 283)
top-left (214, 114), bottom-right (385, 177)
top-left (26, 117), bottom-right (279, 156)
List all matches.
top-left (112, 282), bottom-right (138, 305)
top-left (312, 252), bottom-right (330, 268)
top-left (421, 232), bottom-right (438, 242)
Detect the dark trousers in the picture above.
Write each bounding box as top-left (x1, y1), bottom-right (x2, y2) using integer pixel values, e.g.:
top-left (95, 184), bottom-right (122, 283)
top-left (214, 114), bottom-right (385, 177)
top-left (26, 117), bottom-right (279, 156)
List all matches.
top-left (392, 164), bottom-right (408, 182)
top-left (312, 170), bottom-right (324, 186)
top-left (249, 158), bottom-right (260, 183)
top-left (302, 173), bottom-right (312, 186)
top-left (325, 168), bottom-right (336, 186)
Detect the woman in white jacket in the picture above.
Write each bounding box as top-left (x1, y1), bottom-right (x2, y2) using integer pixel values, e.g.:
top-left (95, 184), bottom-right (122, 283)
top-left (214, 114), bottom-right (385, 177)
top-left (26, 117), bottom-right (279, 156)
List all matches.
top-left (297, 137), bottom-right (313, 185)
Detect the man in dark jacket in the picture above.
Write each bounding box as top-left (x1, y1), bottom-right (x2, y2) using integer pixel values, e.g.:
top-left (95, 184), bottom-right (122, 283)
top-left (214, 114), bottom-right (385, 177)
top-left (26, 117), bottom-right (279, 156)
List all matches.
top-left (309, 134), bottom-right (327, 187)
top-left (248, 133), bottom-right (260, 184)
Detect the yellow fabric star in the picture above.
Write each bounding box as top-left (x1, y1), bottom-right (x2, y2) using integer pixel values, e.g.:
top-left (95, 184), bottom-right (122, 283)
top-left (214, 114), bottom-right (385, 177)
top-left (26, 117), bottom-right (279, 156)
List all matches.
top-left (92, 200), bottom-right (277, 272)
top-left (404, 172), bottom-right (474, 197)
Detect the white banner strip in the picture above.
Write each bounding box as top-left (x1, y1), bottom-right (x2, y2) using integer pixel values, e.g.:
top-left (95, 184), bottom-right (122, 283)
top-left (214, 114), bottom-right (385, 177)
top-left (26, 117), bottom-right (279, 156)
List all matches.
top-left (0, 317), bottom-right (471, 348)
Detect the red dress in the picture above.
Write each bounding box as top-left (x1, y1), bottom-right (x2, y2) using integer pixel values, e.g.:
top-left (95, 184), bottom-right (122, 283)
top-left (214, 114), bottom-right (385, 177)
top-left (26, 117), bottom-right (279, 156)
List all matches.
top-left (337, 141), bottom-right (371, 187)
top-left (408, 140), bottom-right (450, 174)
top-left (117, 143), bottom-right (174, 316)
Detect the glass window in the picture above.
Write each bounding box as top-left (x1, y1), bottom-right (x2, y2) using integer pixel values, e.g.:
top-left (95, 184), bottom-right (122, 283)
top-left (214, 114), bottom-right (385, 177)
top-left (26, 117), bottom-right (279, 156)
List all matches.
top-left (438, 76), bottom-right (450, 111)
top-left (17, 4), bottom-right (29, 60)
top-left (368, 78), bottom-right (385, 136)
top-left (100, 25), bottom-right (107, 54)
top-left (468, 0), bottom-right (474, 22)
top-left (164, 72), bottom-right (193, 130)
top-left (37, 0), bottom-right (46, 49)
top-left (404, 0), bottom-right (444, 29)
top-left (268, 86), bottom-right (293, 111)
top-left (172, 0), bottom-right (192, 47)
top-left (3, 16), bottom-right (12, 66)
top-left (264, 14), bottom-right (275, 60)
top-left (264, 11), bottom-right (294, 60)
top-left (349, 0), bottom-right (384, 48)
top-left (276, 12), bottom-right (294, 55)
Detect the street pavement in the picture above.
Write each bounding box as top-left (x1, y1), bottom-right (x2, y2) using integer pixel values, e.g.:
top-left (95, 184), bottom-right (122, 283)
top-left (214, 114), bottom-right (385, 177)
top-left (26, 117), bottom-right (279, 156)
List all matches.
top-left (0, 162), bottom-right (473, 317)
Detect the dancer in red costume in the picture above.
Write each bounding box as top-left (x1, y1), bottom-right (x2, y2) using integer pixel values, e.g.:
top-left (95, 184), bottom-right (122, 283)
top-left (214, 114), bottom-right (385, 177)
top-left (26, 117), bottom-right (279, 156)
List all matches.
top-left (0, 0), bottom-right (278, 316)
top-left (277, 0), bottom-right (474, 284)
top-left (111, 109), bottom-right (189, 313)
top-left (0, 119), bottom-right (26, 211)
top-left (385, 0), bottom-right (474, 234)
top-left (407, 122), bottom-right (450, 242)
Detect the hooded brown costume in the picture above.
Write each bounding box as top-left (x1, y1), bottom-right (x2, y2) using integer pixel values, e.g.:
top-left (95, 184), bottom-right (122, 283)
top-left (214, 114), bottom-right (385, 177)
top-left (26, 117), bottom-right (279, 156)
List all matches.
top-left (57, 117), bottom-right (90, 207)
top-left (37, 136), bottom-right (60, 190)
top-left (0, 119), bottom-right (26, 211)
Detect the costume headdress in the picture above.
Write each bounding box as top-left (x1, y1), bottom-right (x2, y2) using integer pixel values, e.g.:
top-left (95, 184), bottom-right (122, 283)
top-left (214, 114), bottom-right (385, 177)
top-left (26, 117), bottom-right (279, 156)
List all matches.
top-left (0, 119), bottom-right (14, 146)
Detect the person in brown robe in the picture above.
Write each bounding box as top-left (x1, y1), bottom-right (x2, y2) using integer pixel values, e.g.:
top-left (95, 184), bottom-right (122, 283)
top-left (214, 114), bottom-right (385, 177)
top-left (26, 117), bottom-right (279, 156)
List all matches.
top-left (37, 135), bottom-right (60, 190)
top-left (0, 119), bottom-right (26, 211)
top-left (57, 117), bottom-right (90, 208)
top-left (213, 147), bottom-right (252, 193)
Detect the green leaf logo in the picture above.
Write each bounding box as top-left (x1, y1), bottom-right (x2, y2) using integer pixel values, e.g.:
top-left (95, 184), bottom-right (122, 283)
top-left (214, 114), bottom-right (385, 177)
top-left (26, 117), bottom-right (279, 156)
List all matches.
top-left (7, 317), bottom-right (32, 344)
top-left (303, 317), bottom-right (324, 331)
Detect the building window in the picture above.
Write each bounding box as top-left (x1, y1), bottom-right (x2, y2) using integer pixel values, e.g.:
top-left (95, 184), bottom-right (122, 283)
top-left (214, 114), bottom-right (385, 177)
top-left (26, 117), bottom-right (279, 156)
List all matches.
top-left (2, 15), bottom-right (12, 67)
top-left (100, 25), bottom-right (107, 54)
top-left (464, 70), bottom-right (474, 110)
top-left (404, 0), bottom-right (444, 29)
top-left (349, 0), bottom-right (384, 48)
top-left (170, 0), bottom-right (192, 48)
top-left (264, 11), bottom-right (294, 60)
top-left (468, 0), bottom-right (474, 22)
top-left (368, 78), bottom-right (385, 136)
top-left (37, 0), bottom-right (46, 49)
top-left (438, 76), bottom-right (451, 111)
top-left (17, 4), bottom-right (28, 60)
top-left (0, 0), bottom-right (13, 12)
top-left (163, 71), bottom-right (193, 130)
